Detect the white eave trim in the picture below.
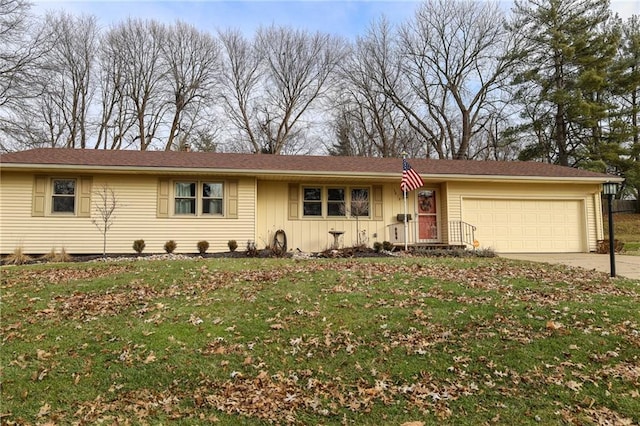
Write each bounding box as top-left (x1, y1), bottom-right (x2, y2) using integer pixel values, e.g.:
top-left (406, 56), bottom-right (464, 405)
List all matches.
top-left (0, 163), bottom-right (621, 183)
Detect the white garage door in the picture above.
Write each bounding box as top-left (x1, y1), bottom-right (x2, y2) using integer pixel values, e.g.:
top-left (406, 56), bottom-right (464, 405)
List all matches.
top-left (462, 198), bottom-right (585, 253)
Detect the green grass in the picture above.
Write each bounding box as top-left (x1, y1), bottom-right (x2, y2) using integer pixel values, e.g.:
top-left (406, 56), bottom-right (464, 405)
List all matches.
top-left (1, 257), bottom-right (639, 425)
top-left (605, 213), bottom-right (640, 254)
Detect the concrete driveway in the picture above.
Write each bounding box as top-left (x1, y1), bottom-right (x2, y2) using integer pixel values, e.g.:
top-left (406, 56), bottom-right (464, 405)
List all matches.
top-left (500, 253), bottom-right (640, 280)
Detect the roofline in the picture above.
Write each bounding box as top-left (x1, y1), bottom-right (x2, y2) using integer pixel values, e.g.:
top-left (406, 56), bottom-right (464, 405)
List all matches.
top-left (0, 162), bottom-right (623, 184)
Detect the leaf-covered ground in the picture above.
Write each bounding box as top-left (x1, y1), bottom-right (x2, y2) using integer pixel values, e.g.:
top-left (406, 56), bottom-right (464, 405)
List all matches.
top-left (1, 257), bottom-right (639, 425)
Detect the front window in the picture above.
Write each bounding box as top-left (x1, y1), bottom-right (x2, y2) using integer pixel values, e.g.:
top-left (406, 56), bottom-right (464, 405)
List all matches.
top-left (301, 186), bottom-right (371, 218)
top-left (175, 182), bottom-right (196, 214)
top-left (52, 179), bottom-right (76, 213)
top-left (327, 188), bottom-right (346, 216)
top-left (202, 182), bottom-right (223, 215)
top-left (303, 187), bottom-right (322, 216)
top-left (350, 188), bottom-right (370, 217)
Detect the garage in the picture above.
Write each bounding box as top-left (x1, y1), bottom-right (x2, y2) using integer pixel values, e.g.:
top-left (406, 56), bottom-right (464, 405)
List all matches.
top-left (462, 198), bottom-right (585, 253)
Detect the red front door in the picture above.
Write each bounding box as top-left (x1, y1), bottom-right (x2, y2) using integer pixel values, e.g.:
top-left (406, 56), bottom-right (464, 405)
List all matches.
top-left (417, 190), bottom-right (438, 240)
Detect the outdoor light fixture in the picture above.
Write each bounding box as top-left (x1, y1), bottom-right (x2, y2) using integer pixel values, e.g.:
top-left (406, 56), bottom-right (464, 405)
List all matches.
top-left (603, 181), bottom-right (619, 277)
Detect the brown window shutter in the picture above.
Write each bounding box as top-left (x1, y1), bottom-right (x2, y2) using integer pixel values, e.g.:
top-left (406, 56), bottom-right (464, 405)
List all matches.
top-left (157, 179), bottom-right (170, 217)
top-left (288, 183), bottom-right (299, 220)
top-left (32, 176), bottom-right (47, 216)
top-left (77, 177), bottom-right (93, 217)
top-left (226, 180), bottom-right (238, 219)
top-left (372, 185), bottom-right (383, 220)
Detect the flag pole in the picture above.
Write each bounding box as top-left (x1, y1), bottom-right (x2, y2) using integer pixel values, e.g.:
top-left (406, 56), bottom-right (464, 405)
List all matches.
top-left (403, 153), bottom-right (408, 251)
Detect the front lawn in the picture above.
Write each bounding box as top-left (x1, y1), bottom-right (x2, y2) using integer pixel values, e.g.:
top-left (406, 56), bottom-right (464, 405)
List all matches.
top-left (606, 213), bottom-right (640, 254)
top-left (1, 257), bottom-right (639, 425)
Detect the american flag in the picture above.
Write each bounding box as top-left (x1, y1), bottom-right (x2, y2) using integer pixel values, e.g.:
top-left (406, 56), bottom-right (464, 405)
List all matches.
top-left (401, 158), bottom-right (424, 192)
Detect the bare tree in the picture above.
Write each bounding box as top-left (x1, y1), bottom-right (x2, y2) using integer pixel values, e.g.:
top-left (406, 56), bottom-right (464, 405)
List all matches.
top-left (0, 0), bottom-right (50, 151)
top-left (92, 184), bottom-right (119, 257)
top-left (218, 29), bottom-right (264, 152)
top-left (0, 0), bottom-right (42, 109)
top-left (39, 12), bottom-right (98, 148)
top-left (161, 21), bottom-right (221, 151)
top-left (94, 32), bottom-right (136, 150)
top-left (332, 18), bottom-right (423, 158)
top-left (339, 189), bottom-right (370, 246)
top-left (389, 0), bottom-right (517, 159)
top-left (256, 26), bottom-right (348, 154)
top-left (104, 19), bottom-right (168, 150)
top-left (219, 26), bottom-right (348, 154)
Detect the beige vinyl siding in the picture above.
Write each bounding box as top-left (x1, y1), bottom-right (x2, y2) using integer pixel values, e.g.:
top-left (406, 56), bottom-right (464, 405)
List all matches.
top-left (0, 172), bottom-right (256, 254)
top-left (594, 192), bottom-right (605, 242)
top-left (257, 181), bottom-right (401, 252)
top-left (446, 181), bottom-right (601, 253)
top-left (2, 168), bottom-right (605, 255)
top-left (439, 184), bottom-right (449, 243)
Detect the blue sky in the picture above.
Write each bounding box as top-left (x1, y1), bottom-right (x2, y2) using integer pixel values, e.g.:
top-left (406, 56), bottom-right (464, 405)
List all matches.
top-left (31, 1), bottom-right (420, 39)
top-left (31, 0), bottom-right (639, 40)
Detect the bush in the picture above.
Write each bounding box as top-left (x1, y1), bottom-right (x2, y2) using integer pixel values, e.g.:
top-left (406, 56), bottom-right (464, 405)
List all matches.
top-left (373, 242), bottom-right (383, 253)
top-left (56, 247), bottom-right (73, 262)
top-left (5, 247), bottom-right (32, 265)
top-left (413, 247), bottom-right (496, 258)
top-left (228, 240), bottom-right (238, 252)
top-left (164, 240), bottom-right (177, 254)
top-left (474, 248), bottom-right (497, 258)
top-left (246, 240), bottom-right (258, 257)
top-left (133, 239), bottom-right (146, 254)
top-left (382, 241), bottom-right (394, 251)
top-left (41, 248), bottom-right (58, 262)
top-left (597, 239), bottom-right (624, 254)
top-left (197, 240), bottom-right (209, 255)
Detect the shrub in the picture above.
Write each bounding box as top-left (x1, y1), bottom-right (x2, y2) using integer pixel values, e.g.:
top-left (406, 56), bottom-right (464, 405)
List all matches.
top-left (382, 241), bottom-right (394, 251)
top-left (41, 248), bottom-right (58, 262)
top-left (228, 240), bottom-right (238, 252)
top-left (5, 247), bottom-right (32, 265)
top-left (133, 239), bottom-right (146, 254)
top-left (164, 240), bottom-right (177, 254)
top-left (56, 247), bottom-right (73, 262)
top-left (245, 240), bottom-right (258, 257)
top-left (597, 239), bottom-right (624, 254)
top-left (197, 240), bottom-right (209, 255)
top-left (373, 241), bottom-right (383, 253)
top-left (474, 247), bottom-right (497, 258)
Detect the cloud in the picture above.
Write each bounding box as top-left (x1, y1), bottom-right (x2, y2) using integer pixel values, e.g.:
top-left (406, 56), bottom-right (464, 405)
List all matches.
top-left (610, 0), bottom-right (639, 19)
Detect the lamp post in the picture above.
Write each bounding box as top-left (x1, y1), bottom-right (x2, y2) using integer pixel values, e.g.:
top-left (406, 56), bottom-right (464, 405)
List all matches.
top-left (603, 182), bottom-right (619, 277)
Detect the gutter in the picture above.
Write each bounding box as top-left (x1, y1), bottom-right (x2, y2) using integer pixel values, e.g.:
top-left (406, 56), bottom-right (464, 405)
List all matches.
top-left (0, 163), bottom-right (622, 184)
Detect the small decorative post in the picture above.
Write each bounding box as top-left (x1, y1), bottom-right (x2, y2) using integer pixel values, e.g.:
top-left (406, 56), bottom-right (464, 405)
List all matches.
top-left (602, 182), bottom-right (619, 278)
top-left (402, 153), bottom-right (409, 251)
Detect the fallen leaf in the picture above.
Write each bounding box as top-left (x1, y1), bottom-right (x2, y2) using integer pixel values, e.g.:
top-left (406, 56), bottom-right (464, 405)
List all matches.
top-left (566, 380), bottom-right (582, 392)
top-left (37, 403), bottom-right (51, 417)
top-left (546, 320), bottom-right (562, 330)
top-left (36, 349), bottom-right (52, 360)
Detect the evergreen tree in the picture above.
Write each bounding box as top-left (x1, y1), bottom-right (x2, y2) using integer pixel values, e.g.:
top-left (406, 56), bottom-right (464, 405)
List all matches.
top-left (605, 15), bottom-right (640, 201)
top-left (509, 0), bottom-right (617, 166)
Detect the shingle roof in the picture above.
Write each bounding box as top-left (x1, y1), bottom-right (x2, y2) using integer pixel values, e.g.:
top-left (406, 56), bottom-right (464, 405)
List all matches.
top-left (0, 148), bottom-right (616, 181)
